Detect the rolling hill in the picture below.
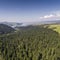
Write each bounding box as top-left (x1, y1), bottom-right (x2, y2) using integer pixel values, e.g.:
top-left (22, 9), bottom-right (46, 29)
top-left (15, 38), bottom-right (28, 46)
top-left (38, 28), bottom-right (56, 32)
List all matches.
top-left (0, 24), bottom-right (15, 34)
top-left (0, 24), bottom-right (60, 60)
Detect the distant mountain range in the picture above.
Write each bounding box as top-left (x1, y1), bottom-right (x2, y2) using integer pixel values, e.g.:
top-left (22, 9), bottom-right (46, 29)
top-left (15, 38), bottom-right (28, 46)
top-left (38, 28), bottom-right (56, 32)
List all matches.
top-left (0, 20), bottom-right (60, 34)
top-left (31, 20), bottom-right (60, 25)
top-left (0, 20), bottom-right (60, 28)
top-left (0, 22), bottom-right (23, 28)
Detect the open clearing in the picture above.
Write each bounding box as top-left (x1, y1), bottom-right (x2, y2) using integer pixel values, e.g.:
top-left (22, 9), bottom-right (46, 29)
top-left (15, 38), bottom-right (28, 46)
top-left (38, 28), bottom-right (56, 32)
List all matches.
top-left (48, 24), bottom-right (60, 34)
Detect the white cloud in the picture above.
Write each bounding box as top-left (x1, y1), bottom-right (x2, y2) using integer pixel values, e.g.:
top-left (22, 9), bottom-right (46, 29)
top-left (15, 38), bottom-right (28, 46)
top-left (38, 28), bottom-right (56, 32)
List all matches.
top-left (40, 14), bottom-right (55, 19)
top-left (56, 14), bottom-right (60, 17)
top-left (44, 15), bottom-right (53, 18)
top-left (40, 12), bottom-right (60, 20)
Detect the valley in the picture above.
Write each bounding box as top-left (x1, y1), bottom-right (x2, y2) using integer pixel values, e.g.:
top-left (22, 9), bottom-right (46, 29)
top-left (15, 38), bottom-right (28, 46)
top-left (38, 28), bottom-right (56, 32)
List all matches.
top-left (0, 24), bottom-right (60, 60)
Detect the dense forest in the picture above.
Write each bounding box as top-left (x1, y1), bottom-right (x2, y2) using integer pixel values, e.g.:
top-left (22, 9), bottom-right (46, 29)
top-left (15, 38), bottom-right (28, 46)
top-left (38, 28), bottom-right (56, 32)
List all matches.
top-left (0, 25), bottom-right (60, 60)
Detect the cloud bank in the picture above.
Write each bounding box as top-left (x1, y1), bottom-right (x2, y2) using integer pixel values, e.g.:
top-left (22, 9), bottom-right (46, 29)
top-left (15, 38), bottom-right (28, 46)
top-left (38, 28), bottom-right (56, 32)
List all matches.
top-left (40, 12), bottom-right (60, 20)
top-left (40, 14), bottom-right (54, 19)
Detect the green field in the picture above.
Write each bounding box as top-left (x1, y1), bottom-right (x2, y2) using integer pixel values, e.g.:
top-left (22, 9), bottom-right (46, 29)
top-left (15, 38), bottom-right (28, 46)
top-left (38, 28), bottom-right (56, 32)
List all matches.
top-left (48, 24), bottom-right (60, 34)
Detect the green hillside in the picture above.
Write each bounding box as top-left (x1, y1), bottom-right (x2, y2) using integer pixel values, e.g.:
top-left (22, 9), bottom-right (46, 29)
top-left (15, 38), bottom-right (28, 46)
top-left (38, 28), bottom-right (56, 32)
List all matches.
top-left (0, 25), bottom-right (60, 60)
top-left (48, 24), bottom-right (60, 34)
top-left (0, 24), bottom-right (15, 34)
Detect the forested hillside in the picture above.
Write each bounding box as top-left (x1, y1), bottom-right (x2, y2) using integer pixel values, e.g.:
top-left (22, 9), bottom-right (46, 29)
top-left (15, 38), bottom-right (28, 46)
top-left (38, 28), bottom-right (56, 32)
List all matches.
top-left (0, 24), bottom-right (15, 34)
top-left (0, 25), bottom-right (60, 60)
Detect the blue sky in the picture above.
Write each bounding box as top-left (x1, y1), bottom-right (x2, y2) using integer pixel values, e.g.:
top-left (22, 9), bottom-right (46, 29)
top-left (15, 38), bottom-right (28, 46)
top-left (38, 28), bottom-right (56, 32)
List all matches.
top-left (0, 0), bottom-right (60, 23)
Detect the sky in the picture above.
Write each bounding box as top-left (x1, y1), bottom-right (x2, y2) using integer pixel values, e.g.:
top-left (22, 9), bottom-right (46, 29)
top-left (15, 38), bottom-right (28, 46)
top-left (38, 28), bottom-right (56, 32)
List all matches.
top-left (0, 0), bottom-right (60, 23)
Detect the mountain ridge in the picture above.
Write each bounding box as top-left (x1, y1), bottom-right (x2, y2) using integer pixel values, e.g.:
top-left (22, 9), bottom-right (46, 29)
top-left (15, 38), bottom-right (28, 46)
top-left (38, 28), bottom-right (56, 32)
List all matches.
top-left (0, 24), bottom-right (15, 34)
